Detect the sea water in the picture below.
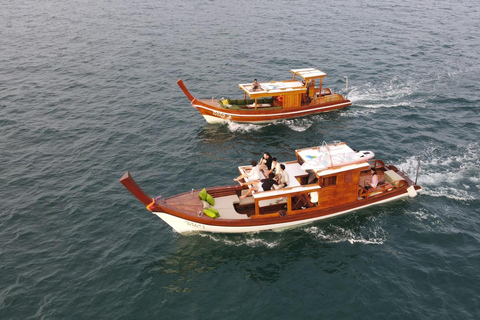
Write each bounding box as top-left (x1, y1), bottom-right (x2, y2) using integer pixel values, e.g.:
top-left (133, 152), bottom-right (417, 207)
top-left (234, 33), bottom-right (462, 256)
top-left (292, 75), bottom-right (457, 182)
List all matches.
top-left (1, 0), bottom-right (479, 318)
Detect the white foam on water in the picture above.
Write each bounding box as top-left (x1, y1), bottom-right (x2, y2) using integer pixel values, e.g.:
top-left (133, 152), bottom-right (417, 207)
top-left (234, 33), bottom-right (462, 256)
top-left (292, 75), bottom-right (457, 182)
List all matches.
top-left (348, 76), bottom-right (416, 104)
top-left (396, 143), bottom-right (479, 201)
top-left (226, 121), bottom-right (270, 132)
top-left (408, 208), bottom-right (440, 222)
top-left (279, 117), bottom-right (317, 132)
top-left (226, 116), bottom-right (319, 132)
top-left (340, 109), bottom-right (377, 118)
top-left (304, 225), bottom-right (386, 245)
top-left (346, 75), bottom-right (432, 110)
top-left (199, 233), bottom-right (280, 248)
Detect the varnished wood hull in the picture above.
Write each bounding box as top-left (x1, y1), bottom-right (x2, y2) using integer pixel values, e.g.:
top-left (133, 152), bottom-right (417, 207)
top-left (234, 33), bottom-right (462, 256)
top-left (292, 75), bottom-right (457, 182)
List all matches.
top-left (193, 99), bottom-right (351, 124)
top-left (120, 173), bottom-right (421, 234)
top-left (120, 143), bottom-right (422, 235)
top-left (177, 79), bottom-right (351, 124)
top-left (152, 187), bottom-right (418, 234)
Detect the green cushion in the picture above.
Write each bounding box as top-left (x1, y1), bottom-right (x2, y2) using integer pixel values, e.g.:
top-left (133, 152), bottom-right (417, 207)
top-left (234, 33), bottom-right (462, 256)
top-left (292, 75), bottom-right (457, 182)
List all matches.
top-left (209, 208), bottom-right (220, 218)
top-left (206, 193), bottom-right (215, 206)
top-left (203, 208), bottom-right (217, 219)
top-left (199, 188), bottom-right (207, 201)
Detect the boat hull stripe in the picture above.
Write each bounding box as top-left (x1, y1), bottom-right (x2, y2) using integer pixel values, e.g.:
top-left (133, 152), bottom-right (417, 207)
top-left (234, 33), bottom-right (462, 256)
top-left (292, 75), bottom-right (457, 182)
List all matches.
top-left (192, 102), bottom-right (351, 118)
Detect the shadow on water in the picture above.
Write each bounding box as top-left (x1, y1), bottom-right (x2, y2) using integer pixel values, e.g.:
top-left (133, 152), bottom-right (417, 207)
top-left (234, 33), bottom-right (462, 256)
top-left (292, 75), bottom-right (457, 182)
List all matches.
top-left (138, 201), bottom-right (410, 290)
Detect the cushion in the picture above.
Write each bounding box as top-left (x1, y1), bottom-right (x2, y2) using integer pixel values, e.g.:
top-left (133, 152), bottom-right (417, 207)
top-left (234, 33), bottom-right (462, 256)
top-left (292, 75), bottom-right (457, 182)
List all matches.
top-left (209, 208), bottom-right (220, 218)
top-left (206, 193), bottom-right (215, 206)
top-left (203, 208), bottom-right (217, 219)
top-left (199, 188), bottom-right (208, 201)
top-left (201, 200), bottom-right (210, 208)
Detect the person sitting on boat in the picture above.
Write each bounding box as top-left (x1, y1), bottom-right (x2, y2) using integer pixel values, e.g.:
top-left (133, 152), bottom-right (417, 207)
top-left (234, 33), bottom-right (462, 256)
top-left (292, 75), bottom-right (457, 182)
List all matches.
top-left (252, 79), bottom-right (261, 91)
top-left (234, 160), bottom-right (261, 182)
top-left (304, 80), bottom-right (314, 102)
top-left (270, 157), bottom-right (281, 176)
top-left (258, 152), bottom-right (273, 174)
top-left (277, 164), bottom-right (289, 188)
top-left (365, 168), bottom-right (378, 190)
top-left (274, 95), bottom-right (283, 106)
top-left (239, 172), bottom-right (278, 199)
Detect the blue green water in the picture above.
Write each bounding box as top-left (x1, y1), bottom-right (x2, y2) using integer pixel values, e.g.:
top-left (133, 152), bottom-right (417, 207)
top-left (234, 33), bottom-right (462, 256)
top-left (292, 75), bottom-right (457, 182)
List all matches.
top-left (1, 0), bottom-right (479, 319)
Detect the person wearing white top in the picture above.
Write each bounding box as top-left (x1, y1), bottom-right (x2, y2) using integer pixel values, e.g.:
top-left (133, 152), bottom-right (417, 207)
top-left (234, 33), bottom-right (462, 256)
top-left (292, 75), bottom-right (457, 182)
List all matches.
top-left (277, 164), bottom-right (289, 188)
top-left (234, 160), bottom-right (261, 182)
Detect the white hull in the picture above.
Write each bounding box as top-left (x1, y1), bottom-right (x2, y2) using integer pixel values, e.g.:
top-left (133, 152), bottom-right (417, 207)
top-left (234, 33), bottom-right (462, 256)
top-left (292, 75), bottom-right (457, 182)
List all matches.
top-left (153, 188), bottom-right (418, 234)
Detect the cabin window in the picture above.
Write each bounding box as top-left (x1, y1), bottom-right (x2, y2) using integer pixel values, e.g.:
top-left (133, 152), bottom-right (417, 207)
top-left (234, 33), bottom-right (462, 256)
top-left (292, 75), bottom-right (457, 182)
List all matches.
top-left (322, 176), bottom-right (337, 187)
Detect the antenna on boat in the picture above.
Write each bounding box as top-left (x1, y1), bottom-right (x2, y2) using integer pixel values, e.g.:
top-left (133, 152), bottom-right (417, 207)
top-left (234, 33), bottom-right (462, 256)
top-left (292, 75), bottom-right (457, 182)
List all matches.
top-left (344, 76), bottom-right (349, 98)
top-left (414, 157), bottom-right (421, 185)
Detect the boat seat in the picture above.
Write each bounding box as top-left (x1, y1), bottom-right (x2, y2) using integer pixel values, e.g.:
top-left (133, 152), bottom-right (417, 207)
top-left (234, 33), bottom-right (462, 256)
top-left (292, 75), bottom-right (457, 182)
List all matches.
top-left (359, 181), bottom-right (394, 198)
top-left (211, 195), bottom-right (247, 219)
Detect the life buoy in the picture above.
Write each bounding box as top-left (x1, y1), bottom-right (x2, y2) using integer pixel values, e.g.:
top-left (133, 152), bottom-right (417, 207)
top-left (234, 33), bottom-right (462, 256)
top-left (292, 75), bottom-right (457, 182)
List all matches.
top-left (276, 96), bottom-right (283, 102)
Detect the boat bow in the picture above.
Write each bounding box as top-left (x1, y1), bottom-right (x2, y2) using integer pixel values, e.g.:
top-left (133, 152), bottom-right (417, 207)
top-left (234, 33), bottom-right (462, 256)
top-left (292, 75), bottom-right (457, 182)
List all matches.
top-left (177, 79), bottom-right (196, 102)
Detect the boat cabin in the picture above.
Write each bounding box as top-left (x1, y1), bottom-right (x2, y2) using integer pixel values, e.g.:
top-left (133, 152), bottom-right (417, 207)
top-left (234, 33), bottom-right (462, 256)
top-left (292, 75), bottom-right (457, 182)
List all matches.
top-left (233, 142), bottom-right (408, 219)
top-left (234, 68), bottom-right (337, 110)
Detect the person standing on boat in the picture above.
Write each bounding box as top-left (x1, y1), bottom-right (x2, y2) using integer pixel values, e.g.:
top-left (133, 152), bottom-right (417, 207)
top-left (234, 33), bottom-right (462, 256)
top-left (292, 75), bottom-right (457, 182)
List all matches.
top-left (234, 160), bottom-right (261, 182)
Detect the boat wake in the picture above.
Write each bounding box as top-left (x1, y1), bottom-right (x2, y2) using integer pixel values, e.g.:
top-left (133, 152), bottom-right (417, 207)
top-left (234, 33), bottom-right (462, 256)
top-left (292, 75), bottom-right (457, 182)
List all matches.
top-left (397, 143), bottom-right (479, 201)
top-left (303, 223), bottom-right (386, 245)
top-left (408, 208), bottom-right (440, 224)
top-left (227, 121), bottom-right (269, 132)
top-left (226, 117), bottom-right (320, 132)
top-left (198, 233), bottom-right (280, 248)
top-left (346, 65), bottom-right (476, 112)
top-left (280, 118), bottom-right (316, 132)
top-left (347, 76), bottom-right (422, 109)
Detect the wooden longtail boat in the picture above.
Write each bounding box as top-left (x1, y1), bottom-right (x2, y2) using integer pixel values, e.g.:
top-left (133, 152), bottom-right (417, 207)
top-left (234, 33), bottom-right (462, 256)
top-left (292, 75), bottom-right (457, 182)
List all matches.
top-left (120, 142), bottom-right (422, 234)
top-left (177, 68), bottom-right (351, 124)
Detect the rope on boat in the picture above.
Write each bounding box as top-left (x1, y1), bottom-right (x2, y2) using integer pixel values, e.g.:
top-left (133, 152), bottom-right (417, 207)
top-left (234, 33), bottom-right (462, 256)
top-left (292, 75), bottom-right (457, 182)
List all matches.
top-left (146, 195), bottom-right (162, 211)
top-left (146, 199), bottom-right (155, 211)
top-left (147, 195), bottom-right (162, 211)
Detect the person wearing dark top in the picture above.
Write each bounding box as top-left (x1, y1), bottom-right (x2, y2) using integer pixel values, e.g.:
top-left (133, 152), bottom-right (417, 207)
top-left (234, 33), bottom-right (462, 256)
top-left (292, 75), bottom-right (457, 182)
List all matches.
top-left (252, 79), bottom-right (261, 91)
top-left (239, 172), bottom-right (278, 199)
top-left (261, 172), bottom-right (278, 191)
top-left (259, 152), bottom-right (273, 173)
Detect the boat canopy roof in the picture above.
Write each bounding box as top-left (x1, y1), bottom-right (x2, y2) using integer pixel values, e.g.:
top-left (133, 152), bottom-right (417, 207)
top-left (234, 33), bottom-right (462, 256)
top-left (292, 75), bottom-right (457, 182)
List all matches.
top-left (238, 67), bottom-right (326, 98)
top-left (296, 142), bottom-right (373, 176)
top-left (290, 68), bottom-right (327, 80)
top-left (239, 80), bottom-right (306, 98)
